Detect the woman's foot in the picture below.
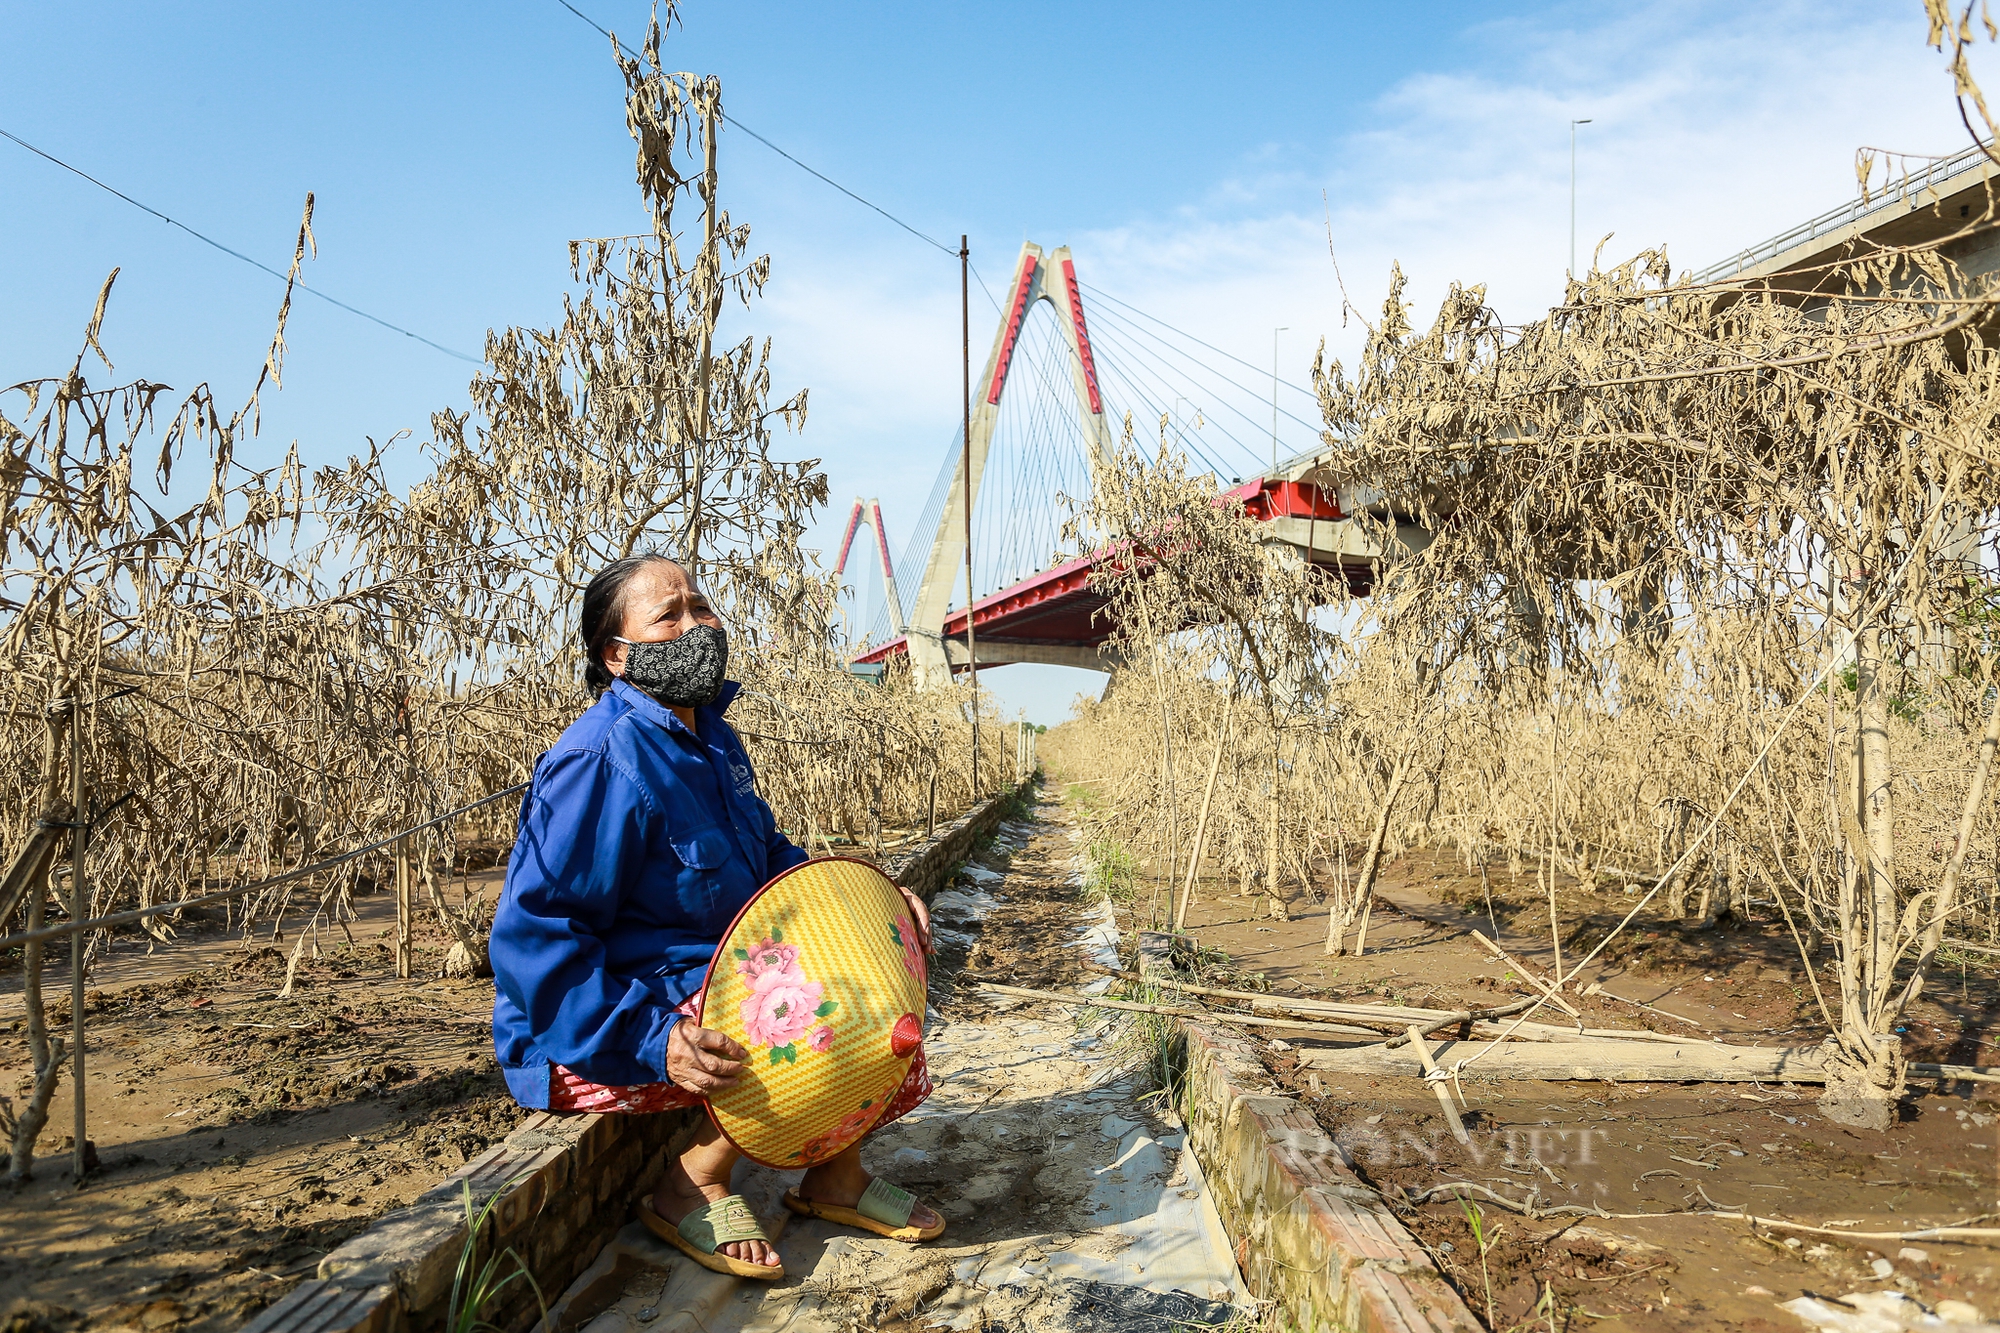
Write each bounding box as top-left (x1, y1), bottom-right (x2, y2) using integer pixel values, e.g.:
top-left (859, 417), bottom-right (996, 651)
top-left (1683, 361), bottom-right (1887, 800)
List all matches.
top-left (795, 1145), bottom-right (943, 1235)
top-left (653, 1149), bottom-right (780, 1269)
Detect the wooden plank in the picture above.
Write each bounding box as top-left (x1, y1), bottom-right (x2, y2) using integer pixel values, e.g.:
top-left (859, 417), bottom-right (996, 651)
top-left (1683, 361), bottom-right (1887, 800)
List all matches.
top-left (1299, 1038), bottom-right (1829, 1084)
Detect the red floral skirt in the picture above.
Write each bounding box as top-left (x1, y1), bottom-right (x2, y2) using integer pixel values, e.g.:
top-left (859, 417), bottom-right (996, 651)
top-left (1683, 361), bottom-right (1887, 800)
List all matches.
top-left (547, 990), bottom-right (934, 1131)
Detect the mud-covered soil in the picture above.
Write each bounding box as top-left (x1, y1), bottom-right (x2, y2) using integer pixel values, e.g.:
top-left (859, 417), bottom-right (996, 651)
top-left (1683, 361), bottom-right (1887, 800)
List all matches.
top-left (1161, 845), bottom-right (2000, 1331)
top-left (1, 889), bottom-right (524, 1333)
top-left (958, 830), bottom-right (1089, 994)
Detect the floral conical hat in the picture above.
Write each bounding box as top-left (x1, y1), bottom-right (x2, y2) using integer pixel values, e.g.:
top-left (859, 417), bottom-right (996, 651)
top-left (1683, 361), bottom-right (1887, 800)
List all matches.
top-left (700, 856), bottom-right (928, 1168)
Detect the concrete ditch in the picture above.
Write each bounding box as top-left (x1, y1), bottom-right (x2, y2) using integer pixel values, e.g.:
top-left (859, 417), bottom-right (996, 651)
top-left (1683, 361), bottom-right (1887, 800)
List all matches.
top-left (1181, 1022), bottom-right (1482, 1331)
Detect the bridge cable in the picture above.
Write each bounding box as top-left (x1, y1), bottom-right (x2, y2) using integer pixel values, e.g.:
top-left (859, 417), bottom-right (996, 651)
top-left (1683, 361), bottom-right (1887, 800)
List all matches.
top-left (1083, 297), bottom-right (1327, 439)
top-left (1083, 330), bottom-right (1244, 479)
top-left (1084, 323), bottom-right (1262, 473)
top-left (1080, 280), bottom-right (1318, 399)
top-left (1083, 317), bottom-right (1264, 465)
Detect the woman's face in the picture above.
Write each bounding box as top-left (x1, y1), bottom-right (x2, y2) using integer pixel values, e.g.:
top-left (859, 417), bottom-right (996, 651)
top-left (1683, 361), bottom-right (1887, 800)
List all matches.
top-left (604, 561), bottom-right (723, 679)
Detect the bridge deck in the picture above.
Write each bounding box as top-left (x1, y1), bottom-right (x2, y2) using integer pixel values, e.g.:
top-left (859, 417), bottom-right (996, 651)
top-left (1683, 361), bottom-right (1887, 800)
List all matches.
top-left (852, 477), bottom-right (1363, 670)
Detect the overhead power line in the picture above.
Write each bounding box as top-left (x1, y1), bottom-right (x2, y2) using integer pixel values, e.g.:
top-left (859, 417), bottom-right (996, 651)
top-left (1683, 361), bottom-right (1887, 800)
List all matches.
top-left (553, 4), bottom-right (1322, 431)
top-left (0, 126), bottom-right (483, 365)
top-left (555, 1), bottom-right (957, 257)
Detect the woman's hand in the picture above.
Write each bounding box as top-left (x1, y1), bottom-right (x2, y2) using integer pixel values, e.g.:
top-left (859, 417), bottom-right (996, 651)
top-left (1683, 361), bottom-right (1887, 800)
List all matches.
top-left (897, 885), bottom-right (932, 953)
top-left (666, 1021), bottom-right (749, 1095)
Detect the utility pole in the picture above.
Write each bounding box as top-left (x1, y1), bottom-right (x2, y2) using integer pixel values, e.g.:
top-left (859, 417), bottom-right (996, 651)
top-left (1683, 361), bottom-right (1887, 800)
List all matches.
top-left (1570, 118), bottom-right (1593, 280)
top-left (961, 235), bottom-right (979, 794)
top-left (1271, 328), bottom-right (1288, 472)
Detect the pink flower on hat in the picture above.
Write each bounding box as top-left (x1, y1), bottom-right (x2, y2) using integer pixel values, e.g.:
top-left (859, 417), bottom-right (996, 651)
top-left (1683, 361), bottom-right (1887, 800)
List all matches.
top-left (737, 938), bottom-right (800, 986)
top-left (741, 975), bottom-right (823, 1049)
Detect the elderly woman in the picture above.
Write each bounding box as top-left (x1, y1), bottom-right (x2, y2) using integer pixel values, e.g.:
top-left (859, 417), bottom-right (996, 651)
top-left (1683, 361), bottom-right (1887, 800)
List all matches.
top-left (490, 555), bottom-right (943, 1281)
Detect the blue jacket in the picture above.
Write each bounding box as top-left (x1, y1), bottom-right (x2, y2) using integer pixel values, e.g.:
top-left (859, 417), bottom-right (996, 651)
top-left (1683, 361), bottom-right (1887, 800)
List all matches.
top-left (489, 678), bottom-right (808, 1107)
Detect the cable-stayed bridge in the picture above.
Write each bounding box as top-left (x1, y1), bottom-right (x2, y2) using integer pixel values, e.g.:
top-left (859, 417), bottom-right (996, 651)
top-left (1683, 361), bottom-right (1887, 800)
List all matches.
top-left (833, 241), bottom-right (1408, 685)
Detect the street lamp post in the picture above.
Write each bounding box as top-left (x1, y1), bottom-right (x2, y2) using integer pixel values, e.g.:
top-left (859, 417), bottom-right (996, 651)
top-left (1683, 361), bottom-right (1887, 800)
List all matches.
top-left (1570, 118), bottom-right (1593, 280)
top-left (1271, 327), bottom-right (1288, 472)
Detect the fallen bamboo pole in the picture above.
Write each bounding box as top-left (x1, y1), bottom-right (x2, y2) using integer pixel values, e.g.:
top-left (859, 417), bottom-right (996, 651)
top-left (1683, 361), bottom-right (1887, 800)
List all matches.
top-left (1302, 1037), bottom-right (1828, 1083)
top-left (971, 977), bottom-right (1993, 1085)
top-left (1408, 1025), bottom-right (1472, 1144)
top-left (1918, 1062), bottom-right (2000, 1084)
top-left (962, 979), bottom-right (1381, 1038)
top-left (1470, 929), bottom-right (1581, 1019)
top-left (1580, 980), bottom-right (1705, 1029)
top-left (1404, 1180), bottom-right (2000, 1241)
top-left (1945, 938), bottom-right (2000, 959)
top-left (1079, 961), bottom-right (1538, 1028)
top-left (1079, 961), bottom-right (1690, 1045)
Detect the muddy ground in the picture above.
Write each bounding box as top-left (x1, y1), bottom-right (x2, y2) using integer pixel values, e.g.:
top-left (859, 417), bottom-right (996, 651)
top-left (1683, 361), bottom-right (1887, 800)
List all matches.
top-left (1153, 840), bottom-right (2000, 1331)
top-left (0, 806), bottom-right (1116, 1333)
top-left (0, 879), bottom-right (528, 1333)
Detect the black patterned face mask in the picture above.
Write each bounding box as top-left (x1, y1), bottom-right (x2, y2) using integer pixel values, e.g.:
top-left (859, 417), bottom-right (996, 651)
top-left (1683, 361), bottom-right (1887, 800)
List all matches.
top-left (612, 624), bottom-right (728, 707)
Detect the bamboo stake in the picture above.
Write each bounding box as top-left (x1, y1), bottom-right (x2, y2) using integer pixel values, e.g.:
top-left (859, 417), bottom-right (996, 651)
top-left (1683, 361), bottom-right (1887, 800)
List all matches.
top-left (1547, 691), bottom-right (1563, 979)
top-left (1265, 744), bottom-right (1286, 920)
top-left (1407, 1025), bottom-right (1473, 1144)
top-left (394, 836), bottom-right (412, 980)
top-left (1470, 928), bottom-right (1582, 1018)
top-left (1174, 688), bottom-right (1234, 932)
top-left (1348, 752), bottom-right (1413, 956)
top-left (69, 699), bottom-right (88, 1181)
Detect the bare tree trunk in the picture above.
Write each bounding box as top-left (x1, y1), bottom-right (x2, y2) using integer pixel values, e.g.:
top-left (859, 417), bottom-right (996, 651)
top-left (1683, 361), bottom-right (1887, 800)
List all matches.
top-left (1821, 608), bottom-right (1907, 1129)
top-left (1174, 689), bottom-right (1234, 932)
top-left (1855, 618), bottom-right (1898, 1031)
top-left (1342, 752), bottom-right (1413, 957)
top-left (8, 711), bottom-right (71, 1181)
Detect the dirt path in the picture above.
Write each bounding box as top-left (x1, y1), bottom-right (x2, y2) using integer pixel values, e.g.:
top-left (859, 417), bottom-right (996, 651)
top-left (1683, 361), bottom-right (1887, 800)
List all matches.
top-left (549, 791), bottom-right (1248, 1333)
top-left (1157, 843), bottom-right (2000, 1331)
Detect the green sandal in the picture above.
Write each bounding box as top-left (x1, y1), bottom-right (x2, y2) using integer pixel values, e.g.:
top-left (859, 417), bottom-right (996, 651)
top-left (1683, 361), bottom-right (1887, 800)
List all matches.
top-left (639, 1194), bottom-right (785, 1280)
top-left (782, 1178), bottom-right (946, 1242)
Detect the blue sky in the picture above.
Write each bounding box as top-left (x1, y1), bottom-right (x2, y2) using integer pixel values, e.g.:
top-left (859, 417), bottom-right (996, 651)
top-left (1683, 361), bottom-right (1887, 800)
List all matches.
top-left (2, 1), bottom-right (1982, 723)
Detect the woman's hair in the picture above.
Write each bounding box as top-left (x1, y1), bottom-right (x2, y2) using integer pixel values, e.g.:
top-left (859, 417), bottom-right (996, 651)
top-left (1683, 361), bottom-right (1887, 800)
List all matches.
top-left (580, 553), bottom-right (674, 691)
